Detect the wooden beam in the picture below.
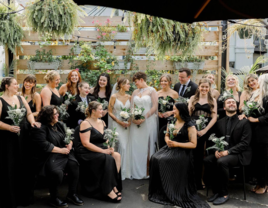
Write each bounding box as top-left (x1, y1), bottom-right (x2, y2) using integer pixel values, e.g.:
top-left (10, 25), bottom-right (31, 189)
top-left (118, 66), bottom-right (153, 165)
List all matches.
top-left (217, 26), bottom-right (222, 93)
top-left (17, 74), bottom-right (68, 84)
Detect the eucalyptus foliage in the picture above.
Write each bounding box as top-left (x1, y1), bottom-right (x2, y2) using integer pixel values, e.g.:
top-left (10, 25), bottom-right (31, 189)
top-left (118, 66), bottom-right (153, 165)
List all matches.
top-left (25, 0), bottom-right (86, 38)
top-left (132, 13), bottom-right (202, 57)
top-left (0, 4), bottom-right (24, 53)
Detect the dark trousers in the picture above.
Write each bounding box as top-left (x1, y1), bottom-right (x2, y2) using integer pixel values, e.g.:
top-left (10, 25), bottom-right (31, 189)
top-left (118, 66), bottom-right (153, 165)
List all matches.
top-left (254, 144), bottom-right (268, 187)
top-left (204, 154), bottom-right (239, 196)
top-left (47, 159), bottom-right (79, 198)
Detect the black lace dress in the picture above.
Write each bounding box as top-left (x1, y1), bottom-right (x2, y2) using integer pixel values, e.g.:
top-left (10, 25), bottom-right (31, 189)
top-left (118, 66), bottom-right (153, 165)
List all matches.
top-left (149, 121), bottom-right (210, 208)
top-left (74, 120), bottom-right (122, 198)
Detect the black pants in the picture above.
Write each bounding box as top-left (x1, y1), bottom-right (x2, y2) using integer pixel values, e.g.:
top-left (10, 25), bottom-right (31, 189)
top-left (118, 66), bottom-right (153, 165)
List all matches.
top-left (204, 154), bottom-right (239, 196)
top-left (254, 144), bottom-right (268, 187)
top-left (47, 159), bottom-right (79, 198)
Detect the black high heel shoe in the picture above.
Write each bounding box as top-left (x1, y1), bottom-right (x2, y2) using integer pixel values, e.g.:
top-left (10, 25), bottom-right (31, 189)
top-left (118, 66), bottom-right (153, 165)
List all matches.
top-left (115, 191), bottom-right (122, 196)
top-left (106, 195), bottom-right (122, 203)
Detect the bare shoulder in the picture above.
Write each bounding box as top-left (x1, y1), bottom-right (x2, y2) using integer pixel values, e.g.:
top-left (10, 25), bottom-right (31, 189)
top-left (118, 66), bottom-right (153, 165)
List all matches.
top-left (34, 92), bottom-right (41, 98)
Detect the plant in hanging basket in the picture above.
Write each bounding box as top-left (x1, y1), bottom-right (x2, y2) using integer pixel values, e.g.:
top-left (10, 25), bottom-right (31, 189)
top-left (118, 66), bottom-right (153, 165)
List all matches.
top-left (94, 19), bottom-right (117, 41)
top-left (0, 4), bottom-right (24, 53)
top-left (25, 0), bottom-right (86, 39)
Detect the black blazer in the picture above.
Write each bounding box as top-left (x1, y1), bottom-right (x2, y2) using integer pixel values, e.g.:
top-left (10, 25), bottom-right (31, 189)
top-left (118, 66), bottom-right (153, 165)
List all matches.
top-left (213, 114), bottom-right (252, 166)
top-left (173, 80), bottom-right (198, 99)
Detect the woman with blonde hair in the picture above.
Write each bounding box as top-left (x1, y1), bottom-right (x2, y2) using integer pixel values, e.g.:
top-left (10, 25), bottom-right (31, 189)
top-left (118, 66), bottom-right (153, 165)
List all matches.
top-left (188, 78), bottom-right (217, 190)
top-left (40, 70), bottom-right (63, 106)
top-left (217, 74), bottom-right (241, 119)
top-left (205, 74), bottom-right (220, 100)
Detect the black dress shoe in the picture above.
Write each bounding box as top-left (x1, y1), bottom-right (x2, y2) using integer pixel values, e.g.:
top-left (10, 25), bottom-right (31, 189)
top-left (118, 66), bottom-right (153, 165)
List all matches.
top-left (66, 194), bottom-right (84, 206)
top-left (207, 193), bottom-right (219, 202)
top-left (49, 198), bottom-right (68, 208)
top-left (213, 196), bottom-right (229, 205)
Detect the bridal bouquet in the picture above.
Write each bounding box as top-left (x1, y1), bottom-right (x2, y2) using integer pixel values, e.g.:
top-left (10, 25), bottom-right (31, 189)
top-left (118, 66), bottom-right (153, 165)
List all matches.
top-left (64, 92), bottom-right (76, 106)
top-left (206, 133), bottom-right (228, 152)
top-left (76, 101), bottom-right (87, 114)
top-left (175, 96), bottom-right (189, 104)
top-left (164, 121), bottom-right (178, 140)
top-left (63, 125), bottom-right (74, 144)
top-left (6, 105), bottom-right (27, 135)
top-left (196, 115), bottom-right (208, 131)
top-left (133, 106), bottom-right (145, 128)
top-left (103, 128), bottom-right (119, 148)
top-left (57, 104), bottom-right (70, 121)
top-left (120, 107), bottom-right (131, 130)
top-left (97, 98), bottom-right (109, 110)
top-left (158, 96), bottom-right (173, 113)
top-left (242, 100), bottom-right (259, 117)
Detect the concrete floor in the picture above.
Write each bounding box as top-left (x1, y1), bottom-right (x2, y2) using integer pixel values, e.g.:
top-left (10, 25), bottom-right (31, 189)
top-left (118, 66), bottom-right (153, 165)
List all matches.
top-left (20, 179), bottom-right (268, 208)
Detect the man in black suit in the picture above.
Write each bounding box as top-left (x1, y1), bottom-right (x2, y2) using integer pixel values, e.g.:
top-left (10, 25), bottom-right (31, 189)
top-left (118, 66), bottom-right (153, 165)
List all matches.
top-left (204, 97), bottom-right (252, 205)
top-left (173, 68), bottom-right (198, 98)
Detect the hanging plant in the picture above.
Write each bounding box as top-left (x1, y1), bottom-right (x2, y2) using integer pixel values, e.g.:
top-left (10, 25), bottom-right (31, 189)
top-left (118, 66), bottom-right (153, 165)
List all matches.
top-left (132, 13), bottom-right (202, 57)
top-left (0, 4), bottom-right (24, 53)
top-left (25, 0), bottom-right (86, 39)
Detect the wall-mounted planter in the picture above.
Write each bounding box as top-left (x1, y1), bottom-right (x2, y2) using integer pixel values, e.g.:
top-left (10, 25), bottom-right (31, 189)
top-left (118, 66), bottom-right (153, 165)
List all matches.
top-left (28, 60), bottom-right (61, 70)
top-left (114, 32), bottom-right (132, 40)
top-left (72, 46), bottom-right (82, 55)
top-left (134, 47), bottom-right (147, 54)
top-left (113, 60), bottom-right (131, 70)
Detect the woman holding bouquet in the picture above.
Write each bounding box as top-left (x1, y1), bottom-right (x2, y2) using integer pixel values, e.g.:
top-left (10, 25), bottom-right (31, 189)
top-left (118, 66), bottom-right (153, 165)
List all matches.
top-left (88, 73), bottom-right (111, 126)
top-left (205, 74), bottom-right (220, 100)
top-left (108, 78), bottom-right (131, 180)
top-left (149, 102), bottom-right (210, 208)
top-left (157, 74), bottom-right (178, 148)
top-left (188, 78), bottom-right (217, 189)
top-left (31, 106), bottom-right (83, 207)
top-left (218, 74), bottom-right (241, 119)
top-left (41, 70), bottom-right (63, 107)
top-left (0, 77), bottom-right (40, 208)
top-left (75, 101), bottom-right (122, 202)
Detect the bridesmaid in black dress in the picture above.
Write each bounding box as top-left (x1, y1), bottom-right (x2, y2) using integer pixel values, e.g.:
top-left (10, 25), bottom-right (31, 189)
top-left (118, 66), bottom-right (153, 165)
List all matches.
top-left (20, 75), bottom-right (41, 118)
top-left (40, 70), bottom-right (63, 107)
top-left (157, 74), bottom-right (178, 148)
top-left (0, 77), bottom-right (40, 208)
top-left (149, 102), bottom-right (210, 208)
top-left (31, 106), bottom-right (83, 207)
top-left (74, 101), bottom-right (122, 202)
top-left (88, 73), bottom-right (111, 126)
top-left (217, 74), bottom-right (241, 119)
top-left (188, 78), bottom-right (217, 190)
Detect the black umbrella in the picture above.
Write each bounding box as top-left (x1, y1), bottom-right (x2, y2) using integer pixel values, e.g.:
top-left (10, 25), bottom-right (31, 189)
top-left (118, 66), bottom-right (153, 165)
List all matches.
top-left (73, 0), bottom-right (267, 23)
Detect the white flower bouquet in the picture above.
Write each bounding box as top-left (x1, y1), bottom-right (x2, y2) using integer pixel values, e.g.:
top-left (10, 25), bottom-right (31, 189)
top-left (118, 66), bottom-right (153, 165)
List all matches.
top-left (76, 101), bottom-right (87, 114)
top-left (133, 105), bottom-right (145, 128)
top-left (6, 105), bottom-right (27, 135)
top-left (97, 98), bottom-right (109, 110)
top-left (64, 124), bottom-right (74, 144)
top-left (57, 104), bottom-right (70, 121)
top-left (175, 96), bottom-right (189, 104)
top-left (164, 122), bottom-right (178, 140)
top-left (206, 133), bottom-right (228, 152)
top-left (64, 92), bottom-right (76, 106)
top-left (242, 101), bottom-right (258, 117)
top-left (120, 107), bottom-right (131, 130)
top-left (103, 128), bottom-right (119, 148)
top-left (196, 115), bottom-right (208, 131)
top-left (218, 89), bottom-right (234, 102)
top-left (158, 96), bottom-right (173, 113)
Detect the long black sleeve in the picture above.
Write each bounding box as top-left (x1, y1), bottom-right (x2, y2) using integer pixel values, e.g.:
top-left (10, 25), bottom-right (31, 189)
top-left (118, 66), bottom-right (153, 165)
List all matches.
top-left (31, 126), bottom-right (54, 153)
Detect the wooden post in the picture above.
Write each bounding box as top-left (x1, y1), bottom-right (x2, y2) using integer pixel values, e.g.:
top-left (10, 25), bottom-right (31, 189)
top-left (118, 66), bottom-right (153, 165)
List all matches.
top-left (226, 22), bottom-right (230, 73)
top-left (4, 46), bottom-right (9, 75)
top-left (218, 25), bottom-right (222, 93)
top-left (13, 47), bottom-right (18, 79)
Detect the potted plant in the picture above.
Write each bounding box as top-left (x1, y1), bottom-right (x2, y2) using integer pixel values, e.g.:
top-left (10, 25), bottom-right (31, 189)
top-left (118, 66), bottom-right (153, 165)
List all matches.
top-left (25, 0), bottom-right (86, 39)
top-left (0, 4), bottom-right (24, 53)
top-left (76, 43), bottom-right (94, 63)
top-left (94, 19), bottom-right (117, 41)
top-left (114, 24), bottom-right (132, 40)
top-left (170, 56), bottom-right (184, 70)
top-left (28, 49), bottom-right (61, 70)
top-left (93, 45), bottom-right (118, 71)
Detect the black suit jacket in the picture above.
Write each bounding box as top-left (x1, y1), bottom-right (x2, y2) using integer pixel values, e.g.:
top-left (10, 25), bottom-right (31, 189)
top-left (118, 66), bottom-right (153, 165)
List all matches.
top-left (173, 80), bottom-right (198, 99)
top-left (213, 114), bottom-right (252, 166)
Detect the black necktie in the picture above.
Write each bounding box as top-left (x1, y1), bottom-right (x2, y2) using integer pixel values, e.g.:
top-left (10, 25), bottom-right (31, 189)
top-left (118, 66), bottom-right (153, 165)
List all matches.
top-left (226, 117), bottom-right (232, 144)
top-left (180, 85), bottom-right (186, 96)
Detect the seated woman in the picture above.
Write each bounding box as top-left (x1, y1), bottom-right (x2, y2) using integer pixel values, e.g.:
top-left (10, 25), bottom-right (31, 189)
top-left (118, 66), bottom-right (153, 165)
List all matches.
top-left (148, 102), bottom-right (210, 208)
top-left (31, 106), bottom-right (83, 208)
top-left (75, 101), bottom-right (122, 203)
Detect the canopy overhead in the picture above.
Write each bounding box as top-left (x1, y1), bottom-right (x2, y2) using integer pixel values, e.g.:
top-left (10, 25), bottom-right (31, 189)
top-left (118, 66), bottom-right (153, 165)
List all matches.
top-left (73, 0), bottom-right (267, 23)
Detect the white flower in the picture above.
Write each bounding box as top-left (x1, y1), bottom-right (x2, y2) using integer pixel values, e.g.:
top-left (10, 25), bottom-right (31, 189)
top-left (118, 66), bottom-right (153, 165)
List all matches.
top-left (114, 132), bottom-right (119, 136)
top-left (67, 129), bottom-right (72, 134)
top-left (139, 110), bottom-right (142, 114)
top-left (68, 94), bottom-right (72, 98)
top-left (15, 109), bottom-right (21, 114)
top-left (120, 111), bottom-right (125, 117)
top-left (223, 92), bottom-right (228, 97)
top-left (162, 100), bottom-right (167, 105)
top-left (196, 120), bottom-right (202, 125)
top-left (134, 111), bottom-right (139, 115)
top-left (169, 124), bottom-right (175, 129)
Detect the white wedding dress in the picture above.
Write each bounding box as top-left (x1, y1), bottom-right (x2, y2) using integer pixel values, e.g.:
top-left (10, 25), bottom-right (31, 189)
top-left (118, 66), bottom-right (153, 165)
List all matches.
top-left (127, 87), bottom-right (158, 179)
top-left (109, 98), bottom-right (131, 180)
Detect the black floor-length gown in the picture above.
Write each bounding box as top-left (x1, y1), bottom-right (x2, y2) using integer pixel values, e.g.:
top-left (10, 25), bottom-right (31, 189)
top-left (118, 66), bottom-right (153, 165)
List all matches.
top-left (149, 121), bottom-right (210, 208)
top-left (74, 120), bottom-right (122, 198)
top-left (0, 96), bottom-right (33, 208)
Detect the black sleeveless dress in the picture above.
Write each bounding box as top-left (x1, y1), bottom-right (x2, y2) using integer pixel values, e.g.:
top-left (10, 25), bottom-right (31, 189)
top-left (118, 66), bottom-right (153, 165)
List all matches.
top-left (149, 121), bottom-right (210, 208)
top-left (74, 121), bottom-right (122, 198)
top-left (28, 100), bottom-right (36, 113)
top-left (158, 96), bottom-right (175, 149)
top-left (0, 96), bottom-right (33, 208)
top-left (50, 91), bottom-right (63, 106)
top-left (192, 103), bottom-right (213, 189)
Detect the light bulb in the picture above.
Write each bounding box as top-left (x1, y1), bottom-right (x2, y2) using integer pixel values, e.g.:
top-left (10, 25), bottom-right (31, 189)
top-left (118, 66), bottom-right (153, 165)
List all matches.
top-left (222, 35), bottom-right (227, 40)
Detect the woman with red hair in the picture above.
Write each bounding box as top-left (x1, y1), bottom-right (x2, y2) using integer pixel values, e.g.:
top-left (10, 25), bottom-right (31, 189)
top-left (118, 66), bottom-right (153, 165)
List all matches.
top-left (59, 69), bottom-right (82, 96)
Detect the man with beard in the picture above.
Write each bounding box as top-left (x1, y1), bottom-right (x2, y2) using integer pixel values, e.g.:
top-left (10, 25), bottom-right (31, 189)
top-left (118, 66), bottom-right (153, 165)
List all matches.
top-left (204, 97), bottom-right (252, 205)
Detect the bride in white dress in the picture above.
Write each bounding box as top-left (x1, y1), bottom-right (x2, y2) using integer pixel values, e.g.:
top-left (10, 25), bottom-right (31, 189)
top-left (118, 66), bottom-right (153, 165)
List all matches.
top-left (108, 78), bottom-right (131, 180)
top-left (128, 72), bottom-right (158, 179)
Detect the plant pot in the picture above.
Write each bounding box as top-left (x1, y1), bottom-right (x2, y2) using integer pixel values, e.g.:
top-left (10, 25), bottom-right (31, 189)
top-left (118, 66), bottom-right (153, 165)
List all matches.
top-left (134, 47), bottom-right (147, 54)
top-left (173, 62), bottom-right (184, 70)
top-left (185, 62), bottom-right (195, 69)
top-left (28, 61), bottom-right (61, 70)
top-left (113, 61), bottom-right (131, 70)
top-left (73, 46), bottom-right (82, 55)
top-left (196, 61), bottom-right (205, 69)
top-left (114, 32), bottom-right (132, 40)
top-left (59, 34), bottom-right (73, 40)
top-left (238, 28), bottom-right (253, 39)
